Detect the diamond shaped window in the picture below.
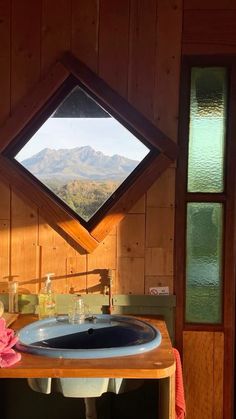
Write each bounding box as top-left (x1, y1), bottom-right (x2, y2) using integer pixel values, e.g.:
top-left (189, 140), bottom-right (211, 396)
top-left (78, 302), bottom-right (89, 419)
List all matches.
top-left (0, 53), bottom-right (177, 252)
top-left (14, 86), bottom-right (149, 223)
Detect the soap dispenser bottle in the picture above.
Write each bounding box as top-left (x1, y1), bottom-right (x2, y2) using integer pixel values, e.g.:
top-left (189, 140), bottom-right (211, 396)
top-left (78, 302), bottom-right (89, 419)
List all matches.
top-left (38, 273), bottom-right (56, 319)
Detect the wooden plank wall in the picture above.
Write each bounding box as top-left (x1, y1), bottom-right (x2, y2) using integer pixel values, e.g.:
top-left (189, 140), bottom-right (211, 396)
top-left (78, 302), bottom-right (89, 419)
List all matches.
top-left (183, 332), bottom-right (224, 419)
top-left (0, 0), bottom-right (182, 297)
top-left (183, 0), bottom-right (236, 55)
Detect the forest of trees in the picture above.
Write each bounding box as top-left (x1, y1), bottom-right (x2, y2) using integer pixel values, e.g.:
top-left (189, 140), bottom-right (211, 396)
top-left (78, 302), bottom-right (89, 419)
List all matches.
top-left (46, 178), bottom-right (120, 221)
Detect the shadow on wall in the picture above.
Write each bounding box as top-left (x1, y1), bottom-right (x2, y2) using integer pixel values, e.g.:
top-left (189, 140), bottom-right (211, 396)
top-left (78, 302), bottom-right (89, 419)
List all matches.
top-left (1, 269), bottom-right (109, 294)
top-left (0, 379), bottom-right (159, 419)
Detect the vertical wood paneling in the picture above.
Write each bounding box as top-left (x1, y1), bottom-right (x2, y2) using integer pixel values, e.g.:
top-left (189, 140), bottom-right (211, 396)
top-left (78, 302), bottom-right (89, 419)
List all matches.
top-left (11, 192), bottom-right (38, 293)
top-left (99, 0), bottom-right (130, 96)
top-left (144, 0), bottom-right (181, 292)
top-left (11, 0), bottom-right (41, 109)
top-left (145, 144), bottom-right (175, 287)
top-left (117, 214), bottom-right (145, 293)
top-left (41, 0), bottom-right (71, 75)
top-left (145, 206), bottom-right (174, 281)
top-left (0, 181), bottom-right (10, 282)
top-left (39, 215), bottom-right (76, 250)
top-left (129, 196), bottom-right (145, 214)
top-left (38, 217), bottom-right (77, 293)
top-left (146, 207), bottom-right (174, 249)
top-left (154, 0), bottom-right (182, 141)
top-left (146, 168), bottom-right (175, 208)
top-left (0, 181), bottom-right (10, 219)
top-left (71, 0), bottom-right (99, 72)
top-left (182, 9), bottom-right (236, 54)
top-left (145, 247), bottom-right (173, 276)
top-left (183, 332), bottom-right (214, 419)
top-left (0, 220), bottom-right (10, 281)
top-left (117, 214), bottom-right (145, 258)
top-left (66, 256), bottom-right (87, 294)
top-left (87, 235), bottom-right (116, 293)
top-left (183, 331), bottom-right (224, 419)
top-left (38, 216), bottom-right (60, 248)
top-left (10, 0), bottom-right (41, 294)
top-left (213, 333), bottom-right (224, 419)
top-left (128, 0), bottom-right (157, 119)
top-left (39, 246), bottom-right (68, 293)
top-left (0, 0), bottom-right (11, 123)
top-left (116, 257), bottom-right (144, 294)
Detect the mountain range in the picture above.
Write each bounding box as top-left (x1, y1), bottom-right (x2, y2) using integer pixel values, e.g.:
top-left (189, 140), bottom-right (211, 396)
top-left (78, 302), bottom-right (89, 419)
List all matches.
top-left (20, 146), bottom-right (140, 181)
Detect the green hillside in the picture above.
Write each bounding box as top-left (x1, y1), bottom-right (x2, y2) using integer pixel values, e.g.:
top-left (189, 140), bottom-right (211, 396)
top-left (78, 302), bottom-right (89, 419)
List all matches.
top-left (45, 178), bottom-right (120, 221)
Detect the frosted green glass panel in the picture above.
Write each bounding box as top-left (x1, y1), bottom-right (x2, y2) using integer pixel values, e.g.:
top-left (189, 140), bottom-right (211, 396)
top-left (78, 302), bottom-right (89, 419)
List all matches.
top-left (186, 203), bottom-right (223, 323)
top-left (188, 68), bottom-right (227, 192)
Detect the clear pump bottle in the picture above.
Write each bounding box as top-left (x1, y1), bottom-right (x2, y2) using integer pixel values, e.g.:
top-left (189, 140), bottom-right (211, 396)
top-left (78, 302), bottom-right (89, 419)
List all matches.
top-left (38, 273), bottom-right (56, 319)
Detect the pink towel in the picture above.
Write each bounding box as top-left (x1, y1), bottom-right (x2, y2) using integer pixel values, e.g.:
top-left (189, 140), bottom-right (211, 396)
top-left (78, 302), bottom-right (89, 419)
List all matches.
top-left (173, 348), bottom-right (186, 419)
top-left (0, 317), bottom-right (21, 368)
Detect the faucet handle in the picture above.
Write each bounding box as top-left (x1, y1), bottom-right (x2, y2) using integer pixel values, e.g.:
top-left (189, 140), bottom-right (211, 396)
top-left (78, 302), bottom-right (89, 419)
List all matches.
top-left (107, 269), bottom-right (113, 314)
top-left (108, 269), bottom-right (113, 285)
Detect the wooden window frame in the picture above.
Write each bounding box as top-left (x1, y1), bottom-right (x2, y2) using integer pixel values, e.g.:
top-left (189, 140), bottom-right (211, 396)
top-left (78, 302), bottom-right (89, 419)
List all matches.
top-left (0, 52), bottom-right (178, 253)
top-left (175, 55), bottom-right (236, 419)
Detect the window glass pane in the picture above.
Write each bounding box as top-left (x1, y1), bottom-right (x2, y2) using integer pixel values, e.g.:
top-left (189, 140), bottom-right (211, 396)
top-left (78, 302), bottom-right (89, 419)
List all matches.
top-left (186, 202), bottom-right (223, 323)
top-left (188, 67), bottom-right (227, 192)
top-left (15, 86), bottom-right (149, 222)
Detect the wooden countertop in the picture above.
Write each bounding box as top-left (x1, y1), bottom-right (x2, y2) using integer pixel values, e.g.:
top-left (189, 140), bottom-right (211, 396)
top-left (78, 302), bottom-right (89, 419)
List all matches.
top-left (0, 315), bottom-right (175, 379)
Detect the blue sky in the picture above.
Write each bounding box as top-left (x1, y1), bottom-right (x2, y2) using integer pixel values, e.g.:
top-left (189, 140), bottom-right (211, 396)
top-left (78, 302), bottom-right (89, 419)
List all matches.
top-left (16, 117), bottom-right (149, 162)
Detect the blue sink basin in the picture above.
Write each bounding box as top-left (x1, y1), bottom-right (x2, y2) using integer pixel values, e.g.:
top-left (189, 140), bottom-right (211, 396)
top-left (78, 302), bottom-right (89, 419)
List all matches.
top-left (16, 314), bottom-right (162, 359)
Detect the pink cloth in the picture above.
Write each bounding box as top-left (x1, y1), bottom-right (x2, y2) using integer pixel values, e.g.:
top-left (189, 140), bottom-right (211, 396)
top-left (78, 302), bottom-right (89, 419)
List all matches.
top-left (0, 317), bottom-right (21, 367)
top-left (173, 348), bottom-right (186, 419)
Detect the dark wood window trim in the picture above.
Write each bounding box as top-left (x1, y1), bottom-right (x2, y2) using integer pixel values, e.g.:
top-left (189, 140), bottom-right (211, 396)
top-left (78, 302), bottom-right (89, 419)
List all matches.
top-left (175, 55), bottom-right (236, 419)
top-left (0, 52), bottom-right (178, 253)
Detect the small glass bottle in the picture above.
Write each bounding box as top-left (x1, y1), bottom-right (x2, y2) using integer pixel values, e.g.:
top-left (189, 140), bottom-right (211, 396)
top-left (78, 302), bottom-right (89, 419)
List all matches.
top-left (8, 281), bottom-right (19, 313)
